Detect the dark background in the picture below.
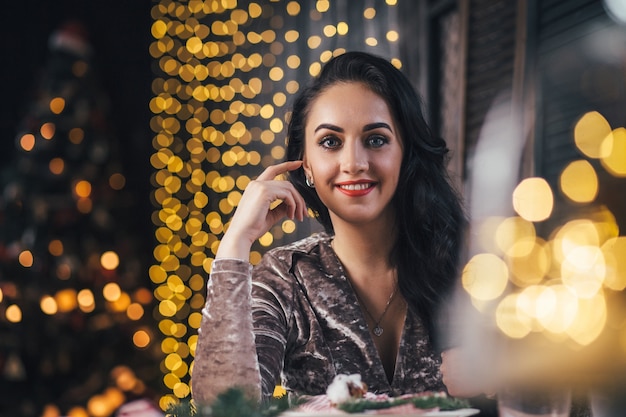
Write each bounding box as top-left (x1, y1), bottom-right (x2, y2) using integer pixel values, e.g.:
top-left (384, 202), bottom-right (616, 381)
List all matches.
top-left (0, 0), bottom-right (153, 201)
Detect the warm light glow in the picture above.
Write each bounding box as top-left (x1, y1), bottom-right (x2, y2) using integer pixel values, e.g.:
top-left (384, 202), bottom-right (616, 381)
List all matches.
top-left (495, 217), bottom-right (536, 257)
top-left (561, 245), bottom-right (606, 298)
top-left (109, 173), bottom-right (126, 190)
top-left (364, 7), bottom-right (376, 19)
top-left (512, 177), bottom-right (553, 222)
top-left (601, 237), bottom-right (626, 290)
top-left (20, 133), bottom-right (35, 151)
top-left (41, 296), bottom-right (58, 315)
top-left (127, 303), bottom-right (145, 320)
top-left (75, 180), bottom-right (92, 198)
top-left (559, 160), bottom-right (598, 203)
top-left (66, 406), bottom-right (89, 417)
top-left (18, 250), bottom-right (34, 267)
top-left (574, 111), bottom-right (612, 159)
top-left (600, 127), bottom-right (626, 177)
top-left (565, 292), bottom-right (607, 345)
top-left (41, 122), bottom-right (56, 139)
top-left (133, 330), bottom-right (151, 348)
top-left (49, 158), bottom-right (65, 175)
top-left (507, 237), bottom-right (550, 287)
top-left (56, 289), bottom-right (78, 312)
top-left (496, 294), bottom-right (532, 338)
top-left (462, 253), bottom-right (509, 300)
top-left (69, 127), bottom-right (84, 144)
top-left (6, 304), bottom-right (22, 323)
top-left (103, 283), bottom-right (122, 302)
top-left (77, 289), bottom-right (96, 311)
top-left (49, 97), bottom-right (66, 114)
top-left (100, 251), bottom-right (120, 270)
top-left (550, 219), bottom-right (601, 266)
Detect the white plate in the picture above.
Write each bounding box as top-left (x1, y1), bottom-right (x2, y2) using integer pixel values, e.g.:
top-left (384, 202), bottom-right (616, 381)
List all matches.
top-left (282, 408), bottom-right (480, 417)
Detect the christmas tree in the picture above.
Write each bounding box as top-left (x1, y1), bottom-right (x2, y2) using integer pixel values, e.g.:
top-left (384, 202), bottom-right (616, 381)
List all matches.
top-left (0, 21), bottom-right (162, 417)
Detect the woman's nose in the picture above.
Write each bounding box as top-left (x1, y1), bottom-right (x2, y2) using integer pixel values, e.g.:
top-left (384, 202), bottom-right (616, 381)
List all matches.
top-left (340, 141), bottom-right (368, 173)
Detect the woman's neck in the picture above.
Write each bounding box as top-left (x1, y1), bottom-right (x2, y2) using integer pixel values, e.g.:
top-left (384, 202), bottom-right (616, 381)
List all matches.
top-left (330, 219), bottom-right (397, 285)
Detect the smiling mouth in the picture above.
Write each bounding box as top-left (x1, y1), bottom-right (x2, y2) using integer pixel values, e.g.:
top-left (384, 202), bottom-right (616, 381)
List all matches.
top-left (337, 183), bottom-right (374, 191)
top-left (335, 182), bottom-right (376, 196)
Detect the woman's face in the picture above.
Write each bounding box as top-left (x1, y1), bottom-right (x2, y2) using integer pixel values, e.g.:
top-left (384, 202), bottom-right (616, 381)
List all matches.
top-left (302, 82), bottom-right (403, 229)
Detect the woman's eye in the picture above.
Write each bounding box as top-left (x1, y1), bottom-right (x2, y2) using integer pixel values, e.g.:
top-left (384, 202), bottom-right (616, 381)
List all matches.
top-left (367, 135), bottom-right (388, 148)
top-left (320, 136), bottom-right (341, 148)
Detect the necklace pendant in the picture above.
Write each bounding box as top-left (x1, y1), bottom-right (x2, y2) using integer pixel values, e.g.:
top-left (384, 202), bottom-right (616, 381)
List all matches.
top-left (373, 326), bottom-right (384, 337)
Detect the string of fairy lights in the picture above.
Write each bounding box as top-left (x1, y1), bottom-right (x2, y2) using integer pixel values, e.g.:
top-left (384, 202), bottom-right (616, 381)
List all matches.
top-left (148, 0), bottom-right (402, 407)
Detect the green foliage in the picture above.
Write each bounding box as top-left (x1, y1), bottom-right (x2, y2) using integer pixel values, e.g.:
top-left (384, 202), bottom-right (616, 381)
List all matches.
top-left (165, 388), bottom-right (290, 417)
top-left (337, 394), bottom-right (470, 413)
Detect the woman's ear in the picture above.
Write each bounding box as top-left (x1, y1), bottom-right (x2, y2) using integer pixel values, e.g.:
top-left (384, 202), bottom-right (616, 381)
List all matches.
top-left (302, 155), bottom-right (312, 179)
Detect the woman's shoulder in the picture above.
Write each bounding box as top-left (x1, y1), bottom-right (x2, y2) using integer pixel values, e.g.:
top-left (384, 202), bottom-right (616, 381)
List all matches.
top-left (268, 231), bottom-right (333, 256)
top-left (255, 231), bottom-right (335, 272)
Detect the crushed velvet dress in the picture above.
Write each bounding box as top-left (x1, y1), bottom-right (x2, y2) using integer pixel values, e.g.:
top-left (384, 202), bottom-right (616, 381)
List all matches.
top-left (192, 232), bottom-right (445, 404)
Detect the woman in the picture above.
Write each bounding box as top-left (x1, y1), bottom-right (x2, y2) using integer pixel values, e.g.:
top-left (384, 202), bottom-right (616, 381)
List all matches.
top-left (192, 51), bottom-right (466, 405)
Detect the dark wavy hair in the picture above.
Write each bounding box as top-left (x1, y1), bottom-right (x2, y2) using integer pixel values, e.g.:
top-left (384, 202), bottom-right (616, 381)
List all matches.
top-left (285, 51), bottom-right (466, 349)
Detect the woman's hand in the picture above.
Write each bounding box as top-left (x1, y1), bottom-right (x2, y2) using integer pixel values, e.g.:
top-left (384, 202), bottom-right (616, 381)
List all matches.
top-left (216, 160), bottom-right (308, 260)
top-left (441, 347), bottom-right (492, 398)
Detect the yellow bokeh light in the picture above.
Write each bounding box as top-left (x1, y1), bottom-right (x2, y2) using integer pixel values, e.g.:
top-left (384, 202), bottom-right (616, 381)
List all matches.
top-left (20, 133), bottom-right (35, 151)
top-left (538, 284), bottom-right (579, 334)
top-left (601, 237), bottom-right (626, 290)
top-left (286, 1), bottom-right (300, 15)
top-left (75, 180), bottom-right (92, 198)
top-left (101, 251), bottom-right (120, 270)
top-left (512, 177), bottom-right (553, 222)
top-left (133, 330), bottom-right (151, 348)
top-left (508, 237), bottom-right (550, 287)
top-left (364, 7), bottom-right (376, 19)
top-left (561, 245), bottom-right (605, 298)
top-left (600, 127), bottom-right (626, 177)
top-left (49, 157), bottom-right (64, 175)
top-left (496, 294), bottom-right (532, 338)
top-left (19, 250), bottom-right (34, 267)
top-left (77, 289), bottom-right (95, 310)
top-left (316, 0), bottom-right (330, 12)
top-left (103, 283), bottom-right (122, 302)
top-left (462, 253), bottom-right (509, 301)
top-left (6, 304), bottom-right (22, 323)
top-left (559, 160), bottom-right (598, 203)
top-left (574, 111), bottom-right (612, 159)
top-left (565, 292), bottom-right (607, 345)
top-left (41, 296), bottom-right (58, 315)
top-left (550, 219), bottom-right (601, 266)
top-left (386, 30), bottom-right (399, 42)
top-left (515, 285), bottom-right (550, 332)
top-left (495, 216), bottom-right (536, 257)
top-left (307, 35), bottom-right (322, 49)
top-left (50, 97), bottom-right (66, 114)
top-left (337, 22), bottom-right (349, 35)
top-left (41, 122), bottom-right (56, 139)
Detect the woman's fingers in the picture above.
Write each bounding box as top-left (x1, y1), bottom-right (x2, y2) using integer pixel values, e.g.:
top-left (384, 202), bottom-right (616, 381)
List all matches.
top-left (256, 160), bottom-right (303, 181)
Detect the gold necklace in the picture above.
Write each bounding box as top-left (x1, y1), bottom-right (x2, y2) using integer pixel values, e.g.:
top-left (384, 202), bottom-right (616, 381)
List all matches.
top-left (353, 284), bottom-right (398, 337)
top-left (330, 239), bottom-right (398, 337)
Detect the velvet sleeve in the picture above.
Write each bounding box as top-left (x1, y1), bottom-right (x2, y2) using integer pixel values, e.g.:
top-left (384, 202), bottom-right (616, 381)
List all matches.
top-left (192, 255), bottom-right (296, 405)
top-left (192, 259), bottom-right (262, 405)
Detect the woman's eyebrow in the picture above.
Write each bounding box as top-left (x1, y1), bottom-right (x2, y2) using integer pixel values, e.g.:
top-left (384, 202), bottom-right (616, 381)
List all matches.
top-left (314, 123), bottom-right (343, 133)
top-left (314, 122), bottom-right (392, 133)
top-left (363, 122), bottom-right (392, 132)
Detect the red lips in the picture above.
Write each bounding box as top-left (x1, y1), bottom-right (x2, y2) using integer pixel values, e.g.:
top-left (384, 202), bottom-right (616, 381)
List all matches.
top-left (335, 180), bottom-right (376, 197)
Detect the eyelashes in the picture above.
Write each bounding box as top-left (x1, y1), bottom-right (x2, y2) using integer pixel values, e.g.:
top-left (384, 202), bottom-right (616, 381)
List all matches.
top-left (318, 134), bottom-right (390, 149)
